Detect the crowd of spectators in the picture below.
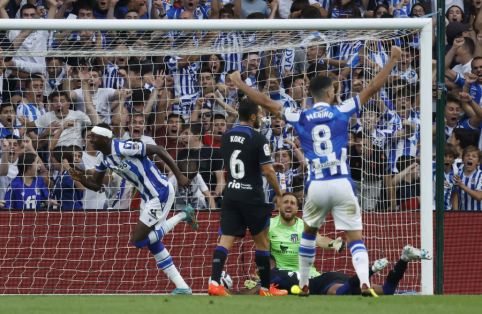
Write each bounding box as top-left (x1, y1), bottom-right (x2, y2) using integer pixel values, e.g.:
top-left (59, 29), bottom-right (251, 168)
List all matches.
top-left (0, 0), bottom-right (481, 211)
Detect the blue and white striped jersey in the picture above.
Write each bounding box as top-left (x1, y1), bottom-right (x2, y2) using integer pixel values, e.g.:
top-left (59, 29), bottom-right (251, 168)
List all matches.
top-left (433, 163), bottom-right (457, 210)
top-left (212, 32), bottom-right (244, 72)
top-left (103, 61), bottom-right (125, 89)
top-left (391, 65), bottom-right (418, 86)
top-left (168, 57), bottom-right (200, 97)
top-left (388, 0), bottom-right (416, 17)
top-left (453, 74), bottom-right (482, 107)
top-left (95, 140), bottom-right (170, 203)
top-left (171, 93), bottom-right (198, 122)
top-left (167, 5), bottom-right (211, 19)
top-left (284, 95), bottom-right (361, 186)
top-left (262, 126), bottom-right (294, 152)
top-left (457, 167), bottom-right (482, 211)
top-left (16, 103), bottom-right (47, 135)
top-left (379, 108), bottom-right (420, 171)
top-left (270, 90), bottom-right (298, 109)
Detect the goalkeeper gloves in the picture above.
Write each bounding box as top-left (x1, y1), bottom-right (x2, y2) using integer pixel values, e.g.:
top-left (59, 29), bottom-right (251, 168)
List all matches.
top-left (328, 237), bottom-right (346, 253)
top-left (244, 280), bottom-right (257, 290)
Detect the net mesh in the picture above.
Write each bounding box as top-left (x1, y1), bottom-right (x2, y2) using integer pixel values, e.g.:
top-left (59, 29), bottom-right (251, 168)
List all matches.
top-left (0, 27), bottom-right (431, 294)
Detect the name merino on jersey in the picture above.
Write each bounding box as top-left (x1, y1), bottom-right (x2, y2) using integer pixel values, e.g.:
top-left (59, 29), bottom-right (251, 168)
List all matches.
top-left (221, 125), bottom-right (272, 203)
top-left (284, 96), bottom-right (361, 185)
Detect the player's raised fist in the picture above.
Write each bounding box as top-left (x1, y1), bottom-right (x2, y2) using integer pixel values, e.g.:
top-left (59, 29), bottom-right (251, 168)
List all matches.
top-left (390, 46), bottom-right (402, 60)
top-left (228, 71), bottom-right (242, 84)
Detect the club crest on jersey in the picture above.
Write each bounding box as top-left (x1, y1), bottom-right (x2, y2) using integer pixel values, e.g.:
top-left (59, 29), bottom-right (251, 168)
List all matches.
top-left (291, 234), bottom-right (298, 243)
top-left (124, 142), bottom-right (139, 150)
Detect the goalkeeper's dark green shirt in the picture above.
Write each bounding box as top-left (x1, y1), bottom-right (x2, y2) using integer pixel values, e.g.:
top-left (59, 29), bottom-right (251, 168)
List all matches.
top-left (269, 216), bottom-right (321, 277)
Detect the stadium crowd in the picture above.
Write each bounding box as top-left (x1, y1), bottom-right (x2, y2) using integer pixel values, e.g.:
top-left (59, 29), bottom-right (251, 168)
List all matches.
top-left (0, 0), bottom-right (481, 212)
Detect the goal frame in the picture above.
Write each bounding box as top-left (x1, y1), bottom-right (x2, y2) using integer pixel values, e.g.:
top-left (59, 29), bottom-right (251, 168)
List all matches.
top-left (0, 18), bottom-right (434, 295)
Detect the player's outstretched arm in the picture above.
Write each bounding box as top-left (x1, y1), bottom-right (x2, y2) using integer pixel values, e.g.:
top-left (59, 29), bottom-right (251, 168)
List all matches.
top-left (230, 71), bottom-right (283, 117)
top-left (69, 169), bottom-right (105, 192)
top-left (145, 145), bottom-right (190, 189)
top-left (358, 46), bottom-right (402, 105)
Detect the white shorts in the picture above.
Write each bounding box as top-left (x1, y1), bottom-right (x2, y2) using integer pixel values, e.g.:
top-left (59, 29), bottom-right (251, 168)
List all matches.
top-left (139, 182), bottom-right (175, 228)
top-left (303, 178), bottom-right (362, 231)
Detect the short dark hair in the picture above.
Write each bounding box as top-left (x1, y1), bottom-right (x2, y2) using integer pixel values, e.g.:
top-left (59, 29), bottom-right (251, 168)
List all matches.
top-left (45, 57), bottom-right (64, 64)
top-left (380, 13), bottom-right (394, 18)
top-left (242, 52), bottom-right (259, 62)
top-left (0, 102), bottom-right (14, 114)
top-left (82, 126), bottom-right (93, 139)
top-left (269, 254), bottom-right (277, 267)
top-left (128, 64), bottom-right (142, 75)
top-left (282, 74), bottom-right (304, 90)
top-left (453, 128), bottom-right (475, 149)
top-left (309, 75), bottom-right (333, 100)
top-left (212, 114), bottom-right (226, 122)
top-left (48, 91), bottom-right (70, 103)
top-left (131, 88), bottom-right (151, 104)
top-left (462, 37), bottom-right (475, 56)
top-left (446, 96), bottom-right (462, 107)
top-left (471, 56), bottom-right (482, 68)
top-left (291, 0), bottom-right (310, 13)
top-left (77, 4), bottom-right (95, 14)
top-left (219, 6), bottom-right (234, 17)
top-left (126, 9), bottom-right (139, 15)
top-left (52, 147), bottom-right (74, 168)
top-left (306, 63), bottom-right (328, 80)
top-left (20, 3), bottom-right (36, 16)
top-left (25, 74), bottom-right (45, 90)
top-left (238, 98), bottom-right (259, 122)
top-left (444, 143), bottom-right (458, 158)
top-left (184, 122), bottom-right (203, 135)
top-left (246, 12), bottom-right (265, 19)
top-left (167, 113), bottom-right (184, 123)
top-left (177, 159), bottom-right (199, 180)
top-left (17, 153), bottom-right (37, 177)
top-left (290, 176), bottom-right (304, 193)
top-left (301, 6), bottom-right (322, 18)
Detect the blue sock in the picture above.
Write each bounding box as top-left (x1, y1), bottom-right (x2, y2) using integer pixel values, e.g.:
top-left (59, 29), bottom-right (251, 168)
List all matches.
top-left (382, 280), bottom-right (398, 295)
top-left (336, 281), bottom-right (354, 295)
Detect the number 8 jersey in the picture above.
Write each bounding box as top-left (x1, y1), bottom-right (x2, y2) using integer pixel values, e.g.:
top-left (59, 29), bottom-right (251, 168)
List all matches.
top-left (221, 124), bottom-right (272, 204)
top-left (284, 95), bottom-right (362, 187)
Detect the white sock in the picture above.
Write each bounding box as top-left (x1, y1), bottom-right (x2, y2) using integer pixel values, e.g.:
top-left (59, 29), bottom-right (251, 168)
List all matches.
top-left (148, 213), bottom-right (187, 244)
top-left (299, 233), bottom-right (316, 289)
top-left (349, 240), bottom-right (370, 288)
top-left (153, 246), bottom-right (189, 289)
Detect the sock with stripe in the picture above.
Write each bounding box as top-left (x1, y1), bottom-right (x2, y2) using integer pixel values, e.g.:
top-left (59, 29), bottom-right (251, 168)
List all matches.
top-left (348, 239), bottom-right (370, 288)
top-left (255, 250), bottom-right (271, 291)
top-left (382, 259), bottom-right (408, 295)
top-left (147, 213), bottom-right (187, 244)
top-left (299, 233), bottom-right (316, 289)
top-left (211, 246), bottom-right (228, 286)
top-left (147, 241), bottom-right (188, 289)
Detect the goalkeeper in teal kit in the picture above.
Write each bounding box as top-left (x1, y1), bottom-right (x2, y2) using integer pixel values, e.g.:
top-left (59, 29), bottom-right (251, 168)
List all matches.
top-left (247, 192), bottom-right (345, 285)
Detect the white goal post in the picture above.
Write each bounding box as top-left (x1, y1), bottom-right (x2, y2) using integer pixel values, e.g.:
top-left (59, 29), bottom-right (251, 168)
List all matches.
top-left (0, 18), bottom-right (433, 295)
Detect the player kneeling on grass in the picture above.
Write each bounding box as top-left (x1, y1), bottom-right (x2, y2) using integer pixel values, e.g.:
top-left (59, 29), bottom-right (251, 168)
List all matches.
top-left (239, 246), bottom-right (431, 296)
top-left (270, 192), bottom-right (345, 278)
top-left (208, 99), bottom-right (288, 297)
top-left (69, 123), bottom-right (198, 295)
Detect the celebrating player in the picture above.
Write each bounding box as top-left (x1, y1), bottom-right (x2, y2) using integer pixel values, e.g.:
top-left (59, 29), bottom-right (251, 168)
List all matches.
top-left (230, 45), bottom-right (402, 297)
top-left (237, 245), bottom-right (432, 296)
top-left (68, 123), bottom-right (198, 295)
top-left (208, 98), bottom-right (288, 297)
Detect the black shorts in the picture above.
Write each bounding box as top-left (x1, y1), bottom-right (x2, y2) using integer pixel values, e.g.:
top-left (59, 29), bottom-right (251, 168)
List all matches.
top-left (310, 272), bottom-right (350, 295)
top-left (220, 199), bottom-right (272, 237)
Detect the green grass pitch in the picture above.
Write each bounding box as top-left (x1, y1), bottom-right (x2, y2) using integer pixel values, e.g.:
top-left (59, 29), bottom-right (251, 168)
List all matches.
top-left (1, 295), bottom-right (481, 314)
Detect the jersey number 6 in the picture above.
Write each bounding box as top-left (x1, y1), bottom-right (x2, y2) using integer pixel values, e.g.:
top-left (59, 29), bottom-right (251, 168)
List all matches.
top-left (230, 150), bottom-right (245, 179)
top-left (312, 125), bottom-right (333, 156)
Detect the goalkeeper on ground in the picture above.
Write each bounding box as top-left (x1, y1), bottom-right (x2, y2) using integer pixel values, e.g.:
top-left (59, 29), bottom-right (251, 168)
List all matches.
top-left (268, 192), bottom-right (346, 277)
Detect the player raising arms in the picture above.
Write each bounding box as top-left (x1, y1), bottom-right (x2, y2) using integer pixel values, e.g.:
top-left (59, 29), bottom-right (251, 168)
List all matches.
top-left (69, 123), bottom-right (198, 295)
top-left (230, 45), bottom-right (402, 297)
top-left (208, 98), bottom-right (288, 297)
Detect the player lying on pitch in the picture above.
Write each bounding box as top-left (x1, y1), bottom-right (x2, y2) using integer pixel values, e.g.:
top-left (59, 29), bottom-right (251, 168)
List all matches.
top-left (238, 246), bottom-right (431, 296)
top-left (69, 123), bottom-right (198, 295)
